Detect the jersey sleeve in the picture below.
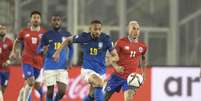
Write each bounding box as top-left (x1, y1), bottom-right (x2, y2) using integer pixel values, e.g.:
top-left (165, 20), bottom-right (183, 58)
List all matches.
top-left (142, 45), bottom-right (147, 55)
top-left (8, 39), bottom-right (13, 51)
top-left (17, 29), bottom-right (25, 41)
top-left (105, 36), bottom-right (114, 52)
top-left (115, 39), bottom-right (121, 52)
top-left (72, 32), bottom-right (88, 43)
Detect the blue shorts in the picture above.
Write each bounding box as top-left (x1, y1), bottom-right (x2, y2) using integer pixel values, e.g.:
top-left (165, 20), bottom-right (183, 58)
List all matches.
top-left (0, 71), bottom-right (10, 86)
top-left (22, 64), bottom-right (40, 80)
top-left (105, 74), bottom-right (130, 93)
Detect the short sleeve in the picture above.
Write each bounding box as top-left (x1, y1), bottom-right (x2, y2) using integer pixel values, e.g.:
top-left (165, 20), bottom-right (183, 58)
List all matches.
top-left (115, 39), bottom-right (121, 52)
top-left (105, 36), bottom-right (114, 52)
top-left (72, 32), bottom-right (89, 43)
top-left (142, 45), bottom-right (147, 55)
top-left (17, 29), bottom-right (24, 41)
top-left (41, 33), bottom-right (49, 46)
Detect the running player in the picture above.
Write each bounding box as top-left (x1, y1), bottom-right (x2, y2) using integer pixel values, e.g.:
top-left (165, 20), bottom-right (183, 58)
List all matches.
top-left (52, 20), bottom-right (119, 101)
top-left (0, 24), bottom-right (13, 101)
top-left (105, 21), bottom-right (147, 101)
top-left (10, 11), bottom-right (46, 101)
top-left (37, 14), bottom-right (73, 101)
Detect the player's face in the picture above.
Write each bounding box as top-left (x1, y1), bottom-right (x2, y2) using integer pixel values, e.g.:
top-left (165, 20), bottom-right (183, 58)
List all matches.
top-left (0, 25), bottom-right (7, 38)
top-left (90, 23), bottom-right (102, 39)
top-left (51, 16), bottom-right (62, 30)
top-left (128, 23), bottom-right (140, 39)
top-left (30, 14), bottom-right (41, 27)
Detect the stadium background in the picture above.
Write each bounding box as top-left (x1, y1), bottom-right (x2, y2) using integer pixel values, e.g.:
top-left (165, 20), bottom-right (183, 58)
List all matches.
top-left (0, 0), bottom-right (201, 101)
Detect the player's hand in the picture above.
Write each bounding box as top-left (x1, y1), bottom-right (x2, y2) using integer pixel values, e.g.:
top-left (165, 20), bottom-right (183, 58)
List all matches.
top-left (115, 66), bottom-right (124, 73)
top-left (52, 51), bottom-right (60, 61)
top-left (9, 51), bottom-right (17, 60)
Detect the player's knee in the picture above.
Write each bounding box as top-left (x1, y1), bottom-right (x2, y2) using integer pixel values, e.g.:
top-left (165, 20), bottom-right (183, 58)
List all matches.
top-left (57, 90), bottom-right (65, 99)
top-left (89, 74), bottom-right (104, 87)
top-left (46, 90), bottom-right (54, 98)
top-left (26, 77), bottom-right (35, 86)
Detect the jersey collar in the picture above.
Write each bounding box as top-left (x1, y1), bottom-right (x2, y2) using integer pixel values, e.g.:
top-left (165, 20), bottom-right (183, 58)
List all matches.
top-left (30, 26), bottom-right (40, 32)
top-left (128, 36), bottom-right (138, 43)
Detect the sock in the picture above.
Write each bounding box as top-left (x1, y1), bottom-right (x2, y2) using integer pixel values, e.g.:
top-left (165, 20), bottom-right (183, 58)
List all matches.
top-left (46, 97), bottom-right (53, 101)
top-left (0, 90), bottom-right (3, 101)
top-left (94, 87), bottom-right (104, 101)
top-left (83, 95), bottom-right (94, 101)
top-left (17, 87), bottom-right (24, 101)
top-left (23, 84), bottom-right (32, 101)
top-left (54, 92), bottom-right (65, 101)
top-left (28, 95), bottom-right (32, 101)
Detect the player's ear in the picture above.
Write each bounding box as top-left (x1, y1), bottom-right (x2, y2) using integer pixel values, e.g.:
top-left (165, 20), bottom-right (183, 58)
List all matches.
top-left (89, 27), bottom-right (91, 31)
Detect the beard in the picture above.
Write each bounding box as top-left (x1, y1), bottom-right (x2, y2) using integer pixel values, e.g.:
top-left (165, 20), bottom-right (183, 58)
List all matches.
top-left (0, 34), bottom-right (5, 39)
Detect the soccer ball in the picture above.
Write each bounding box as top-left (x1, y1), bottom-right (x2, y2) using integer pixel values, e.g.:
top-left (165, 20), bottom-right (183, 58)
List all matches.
top-left (127, 73), bottom-right (144, 88)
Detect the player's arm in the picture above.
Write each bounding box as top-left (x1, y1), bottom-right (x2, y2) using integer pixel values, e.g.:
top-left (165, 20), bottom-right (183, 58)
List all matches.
top-left (67, 43), bottom-right (74, 67)
top-left (140, 46), bottom-right (148, 79)
top-left (2, 40), bottom-right (14, 67)
top-left (53, 35), bottom-right (74, 61)
top-left (10, 39), bottom-right (20, 59)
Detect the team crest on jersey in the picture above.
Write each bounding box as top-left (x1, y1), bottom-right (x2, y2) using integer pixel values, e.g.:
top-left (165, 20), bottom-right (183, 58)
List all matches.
top-left (98, 42), bottom-right (103, 49)
top-left (139, 47), bottom-right (143, 53)
top-left (25, 34), bottom-right (30, 38)
top-left (3, 44), bottom-right (8, 49)
top-left (124, 46), bottom-right (129, 50)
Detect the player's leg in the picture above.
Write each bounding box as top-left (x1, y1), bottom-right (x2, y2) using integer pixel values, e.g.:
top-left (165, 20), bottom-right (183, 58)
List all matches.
top-left (81, 69), bottom-right (104, 101)
top-left (83, 85), bottom-right (94, 101)
top-left (22, 64), bottom-right (35, 101)
top-left (124, 89), bottom-right (135, 101)
top-left (34, 68), bottom-right (44, 101)
top-left (44, 70), bottom-right (56, 101)
top-left (0, 89), bottom-right (3, 101)
top-left (1, 71), bottom-right (10, 93)
top-left (104, 74), bottom-right (123, 101)
top-left (122, 79), bottom-right (137, 101)
top-left (54, 70), bottom-right (68, 101)
top-left (88, 73), bottom-right (105, 101)
top-left (46, 86), bottom-right (54, 101)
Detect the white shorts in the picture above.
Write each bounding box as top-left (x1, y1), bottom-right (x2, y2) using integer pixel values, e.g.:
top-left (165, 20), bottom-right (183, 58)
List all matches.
top-left (43, 69), bottom-right (68, 86)
top-left (81, 68), bottom-right (106, 83)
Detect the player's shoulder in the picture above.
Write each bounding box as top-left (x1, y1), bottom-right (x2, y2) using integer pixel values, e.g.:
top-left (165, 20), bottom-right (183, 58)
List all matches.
top-left (60, 29), bottom-right (71, 36)
top-left (5, 37), bottom-right (13, 42)
top-left (138, 40), bottom-right (147, 47)
top-left (19, 27), bottom-right (30, 33)
top-left (100, 33), bottom-right (111, 40)
top-left (116, 37), bottom-right (128, 43)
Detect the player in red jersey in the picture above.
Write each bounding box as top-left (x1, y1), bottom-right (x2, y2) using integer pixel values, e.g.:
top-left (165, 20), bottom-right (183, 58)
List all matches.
top-left (10, 11), bottom-right (46, 101)
top-left (105, 21), bottom-right (147, 101)
top-left (0, 24), bottom-right (13, 101)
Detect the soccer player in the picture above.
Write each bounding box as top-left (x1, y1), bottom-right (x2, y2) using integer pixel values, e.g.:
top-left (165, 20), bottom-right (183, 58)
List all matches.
top-left (37, 14), bottom-right (73, 101)
top-left (52, 20), bottom-right (119, 101)
top-left (0, 24), bottom-right (13, 101)
top-left (104, 21), bottom-right (147, 101)
top-left (10, 11), bottom-right (46, 101)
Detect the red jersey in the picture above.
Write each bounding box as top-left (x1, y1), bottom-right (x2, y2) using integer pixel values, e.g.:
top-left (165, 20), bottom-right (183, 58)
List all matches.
top-left (18, 27), bottom-right (46, 69)
top-left (114, 37), bottom-right (147, 79)
top-left (0, 37), bottom-right (13, 72)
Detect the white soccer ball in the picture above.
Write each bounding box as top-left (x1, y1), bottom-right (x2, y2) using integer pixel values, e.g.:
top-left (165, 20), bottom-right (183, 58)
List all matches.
top-left (127, 73), bottom-right (144, 88)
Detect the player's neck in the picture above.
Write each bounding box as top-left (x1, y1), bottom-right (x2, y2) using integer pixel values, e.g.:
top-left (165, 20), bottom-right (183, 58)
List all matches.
top-left (30, 25), bottom-right (40, 32)
top-left (128, 36), bottom-right (138, 42)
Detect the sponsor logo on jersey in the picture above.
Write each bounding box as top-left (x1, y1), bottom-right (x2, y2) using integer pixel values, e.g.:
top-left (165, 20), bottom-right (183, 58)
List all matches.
top-left (98, 42), bottom-right (103, 49)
